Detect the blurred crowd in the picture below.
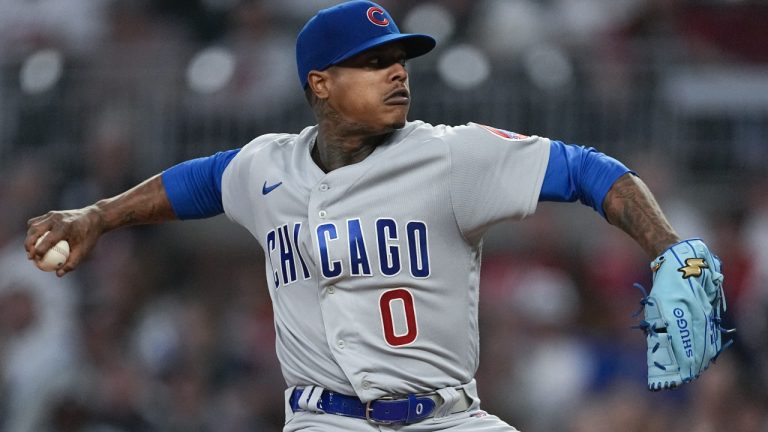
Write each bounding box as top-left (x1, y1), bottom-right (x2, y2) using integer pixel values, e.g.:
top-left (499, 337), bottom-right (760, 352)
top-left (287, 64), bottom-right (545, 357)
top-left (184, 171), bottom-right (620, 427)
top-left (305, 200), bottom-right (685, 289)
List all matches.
top-left (1, 0), bottom-right (767, 431)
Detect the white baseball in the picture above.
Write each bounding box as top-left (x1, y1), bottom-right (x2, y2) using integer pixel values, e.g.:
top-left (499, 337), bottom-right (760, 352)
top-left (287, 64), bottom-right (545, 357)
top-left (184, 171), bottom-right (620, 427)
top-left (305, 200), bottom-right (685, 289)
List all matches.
top-left (34, 232), bottom-right (70, 272)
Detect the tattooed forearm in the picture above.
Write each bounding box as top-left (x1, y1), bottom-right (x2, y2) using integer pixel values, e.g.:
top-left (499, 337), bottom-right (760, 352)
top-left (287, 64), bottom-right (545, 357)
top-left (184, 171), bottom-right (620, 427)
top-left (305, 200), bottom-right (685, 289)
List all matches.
top-left (95, 175), bottom-right (177, 232)
top-left (603, 173), bottom-right (680, 258)
top-left (121, 211), bottom-right (137, 225)
top-left (25, 174), bottom-right (177, 276)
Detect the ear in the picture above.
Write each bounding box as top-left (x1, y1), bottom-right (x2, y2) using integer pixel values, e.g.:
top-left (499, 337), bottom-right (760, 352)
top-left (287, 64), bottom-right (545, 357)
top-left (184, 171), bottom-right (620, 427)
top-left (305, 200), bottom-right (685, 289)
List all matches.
top-left (307, 70), bottom-right (331, 100)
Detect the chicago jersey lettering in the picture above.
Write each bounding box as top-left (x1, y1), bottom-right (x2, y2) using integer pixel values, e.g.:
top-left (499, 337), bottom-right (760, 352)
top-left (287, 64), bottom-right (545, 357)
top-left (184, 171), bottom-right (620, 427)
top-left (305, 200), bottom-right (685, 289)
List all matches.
top-left (220, 121), bottom-right (550, 400)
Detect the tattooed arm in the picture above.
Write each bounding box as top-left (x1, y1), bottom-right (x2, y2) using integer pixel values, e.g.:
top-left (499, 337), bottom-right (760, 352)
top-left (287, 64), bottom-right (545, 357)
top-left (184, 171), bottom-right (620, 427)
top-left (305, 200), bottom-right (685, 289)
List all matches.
top-left (25, 175), bottom-right (176, 276)
top-left (603, 173), bottom-right (681, 258)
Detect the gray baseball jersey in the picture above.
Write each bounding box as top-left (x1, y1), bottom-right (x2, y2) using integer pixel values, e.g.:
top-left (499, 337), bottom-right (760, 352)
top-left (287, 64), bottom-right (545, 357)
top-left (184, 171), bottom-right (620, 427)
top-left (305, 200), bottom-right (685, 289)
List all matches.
top-left (221, 120), bottom-right (550, 402)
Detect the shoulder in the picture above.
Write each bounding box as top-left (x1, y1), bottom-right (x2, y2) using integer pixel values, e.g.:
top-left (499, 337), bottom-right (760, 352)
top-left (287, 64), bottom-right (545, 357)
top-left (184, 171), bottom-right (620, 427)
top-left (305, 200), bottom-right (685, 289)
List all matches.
top-left (405, 122), bottom-right (547, 154)
top-left (231, 126), bottom-right (316, 163)
top-left (406, 121), bottom-right (538, 142)
top-left (239, 129), bottom-right (307, 154)
top-left (398, 121), bottom-right (464, 142)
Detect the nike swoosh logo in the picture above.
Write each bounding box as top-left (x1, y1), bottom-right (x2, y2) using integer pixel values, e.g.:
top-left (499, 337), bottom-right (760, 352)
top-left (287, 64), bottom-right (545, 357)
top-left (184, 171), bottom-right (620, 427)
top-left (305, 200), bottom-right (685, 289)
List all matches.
top-left (262, 181), bottom-right (283, 195)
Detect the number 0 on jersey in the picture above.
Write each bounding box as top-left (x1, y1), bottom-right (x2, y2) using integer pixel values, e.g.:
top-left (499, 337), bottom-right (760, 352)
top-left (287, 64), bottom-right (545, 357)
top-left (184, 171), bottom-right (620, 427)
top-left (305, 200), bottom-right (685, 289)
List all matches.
top-left (379, 288), bottom-right (419, 347)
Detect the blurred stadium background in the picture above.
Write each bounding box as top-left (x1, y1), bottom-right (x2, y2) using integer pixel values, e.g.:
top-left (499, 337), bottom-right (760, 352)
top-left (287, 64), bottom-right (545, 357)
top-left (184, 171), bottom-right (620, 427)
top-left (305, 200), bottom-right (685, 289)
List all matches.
top-left (1, 0), bottom-right (767, 431)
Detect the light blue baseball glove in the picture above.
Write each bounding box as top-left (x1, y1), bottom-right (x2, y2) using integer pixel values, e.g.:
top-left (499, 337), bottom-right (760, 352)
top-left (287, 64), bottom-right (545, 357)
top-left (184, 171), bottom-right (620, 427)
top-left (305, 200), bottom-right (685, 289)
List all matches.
top-left (633, 239), bottom-right (734, 391)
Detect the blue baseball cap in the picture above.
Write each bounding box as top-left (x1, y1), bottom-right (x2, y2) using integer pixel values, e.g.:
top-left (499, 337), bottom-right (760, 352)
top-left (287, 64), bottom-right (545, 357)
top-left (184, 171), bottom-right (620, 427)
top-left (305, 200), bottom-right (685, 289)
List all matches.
top-left (296, 1), bottom-right (436, 88)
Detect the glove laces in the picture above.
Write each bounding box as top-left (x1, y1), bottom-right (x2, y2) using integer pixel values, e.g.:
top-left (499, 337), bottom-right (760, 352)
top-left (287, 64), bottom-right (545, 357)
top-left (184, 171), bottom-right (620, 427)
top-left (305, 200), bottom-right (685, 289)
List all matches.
top-left (631, 283), bottom-right (653, 318)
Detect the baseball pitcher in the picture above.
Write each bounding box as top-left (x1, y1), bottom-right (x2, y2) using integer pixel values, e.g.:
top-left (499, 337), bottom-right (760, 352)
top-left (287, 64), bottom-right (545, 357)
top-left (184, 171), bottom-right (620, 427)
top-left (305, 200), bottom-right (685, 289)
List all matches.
top-left (25, 2), bottom-right (731, 430)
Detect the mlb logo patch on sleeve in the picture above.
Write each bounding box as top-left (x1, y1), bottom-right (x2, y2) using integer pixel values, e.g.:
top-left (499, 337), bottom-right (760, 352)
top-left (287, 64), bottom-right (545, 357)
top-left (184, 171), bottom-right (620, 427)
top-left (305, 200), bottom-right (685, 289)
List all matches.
top-left (474, 123), bottom-right (528, 140)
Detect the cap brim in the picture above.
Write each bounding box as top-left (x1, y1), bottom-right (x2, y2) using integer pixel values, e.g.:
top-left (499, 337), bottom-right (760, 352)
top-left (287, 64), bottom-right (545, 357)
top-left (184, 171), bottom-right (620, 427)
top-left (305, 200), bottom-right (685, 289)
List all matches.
top-left (329, 33), bottom-right (436, 67)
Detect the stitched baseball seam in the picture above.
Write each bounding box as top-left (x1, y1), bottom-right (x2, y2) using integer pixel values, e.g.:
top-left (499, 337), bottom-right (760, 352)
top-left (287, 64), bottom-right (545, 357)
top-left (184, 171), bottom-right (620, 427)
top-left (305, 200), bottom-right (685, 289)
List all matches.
top-left (50, 244), bottom-right (68, 256)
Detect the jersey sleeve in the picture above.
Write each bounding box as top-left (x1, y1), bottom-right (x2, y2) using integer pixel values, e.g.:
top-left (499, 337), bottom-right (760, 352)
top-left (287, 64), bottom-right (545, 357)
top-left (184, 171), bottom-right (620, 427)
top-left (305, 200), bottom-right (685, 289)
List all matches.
top-left (539, 141), bottom-right (632, 218)
top-left (219, 134), bottom-right (281, 229)
top-left (447, 123), bottom-right (550, 240)
top-left (161, 149), bottom-right (240, 220)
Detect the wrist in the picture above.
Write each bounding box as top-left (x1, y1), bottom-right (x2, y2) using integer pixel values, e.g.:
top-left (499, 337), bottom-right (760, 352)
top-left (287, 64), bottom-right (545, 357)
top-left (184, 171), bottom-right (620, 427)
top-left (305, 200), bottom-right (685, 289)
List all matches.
top-left (89, 200), bottom-right (116, 233)
top-left (650, 234), bottom-right (682, 258)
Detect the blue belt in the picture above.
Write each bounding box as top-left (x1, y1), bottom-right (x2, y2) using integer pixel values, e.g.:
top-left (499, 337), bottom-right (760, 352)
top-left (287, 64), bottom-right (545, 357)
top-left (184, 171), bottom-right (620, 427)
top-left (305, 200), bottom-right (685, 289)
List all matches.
top-left (289, 387), bottom-right (446, 425)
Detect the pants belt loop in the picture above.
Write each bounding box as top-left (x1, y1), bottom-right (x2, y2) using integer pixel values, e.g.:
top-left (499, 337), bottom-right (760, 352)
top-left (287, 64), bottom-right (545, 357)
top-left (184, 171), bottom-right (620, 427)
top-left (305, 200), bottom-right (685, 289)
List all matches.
top-left (434, 386), bottom-right (461, 418)
top-left (297, 385), bottom-right (325, 413)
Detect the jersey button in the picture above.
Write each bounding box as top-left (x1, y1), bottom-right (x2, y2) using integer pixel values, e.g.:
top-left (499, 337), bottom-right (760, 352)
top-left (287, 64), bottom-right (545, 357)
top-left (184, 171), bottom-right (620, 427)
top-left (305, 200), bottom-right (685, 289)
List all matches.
top-left (319, 210), bottom-right (327, 219)
top-left (319, 184), bottom-right (329, 191)
top-left (361, 380), bottom-right (371, 390)
top-left (327, 285), bottom-right (335, 294)
top-left (336, 340), bottom-right (345, 349)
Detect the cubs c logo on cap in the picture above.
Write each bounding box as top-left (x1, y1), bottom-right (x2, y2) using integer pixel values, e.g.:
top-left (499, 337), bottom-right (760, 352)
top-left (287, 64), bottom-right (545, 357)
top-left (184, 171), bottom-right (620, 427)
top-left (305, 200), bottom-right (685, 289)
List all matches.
top-left (296, 1), bottom-right (436, 88)
top-left (367, 7), bottom-right (389, 26)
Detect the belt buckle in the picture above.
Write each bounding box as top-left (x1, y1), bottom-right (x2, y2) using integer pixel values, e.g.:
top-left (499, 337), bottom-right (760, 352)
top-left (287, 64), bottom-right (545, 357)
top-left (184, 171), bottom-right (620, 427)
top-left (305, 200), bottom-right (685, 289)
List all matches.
top-left (365, 397), bottom-right (396, 425)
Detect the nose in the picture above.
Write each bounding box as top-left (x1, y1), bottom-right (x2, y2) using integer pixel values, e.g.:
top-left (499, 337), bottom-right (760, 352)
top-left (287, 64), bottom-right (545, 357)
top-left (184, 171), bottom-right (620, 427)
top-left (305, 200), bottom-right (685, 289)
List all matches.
top-left (390, 62), bottom-right (408, 83)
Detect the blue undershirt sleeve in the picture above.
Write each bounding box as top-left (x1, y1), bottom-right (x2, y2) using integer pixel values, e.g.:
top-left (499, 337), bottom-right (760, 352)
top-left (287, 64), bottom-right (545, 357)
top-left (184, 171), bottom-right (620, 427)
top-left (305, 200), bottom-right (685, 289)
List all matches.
top-left (538, 140), bottom-right (632, 218)
top-left (161, 149), bottom-right (240, 220)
